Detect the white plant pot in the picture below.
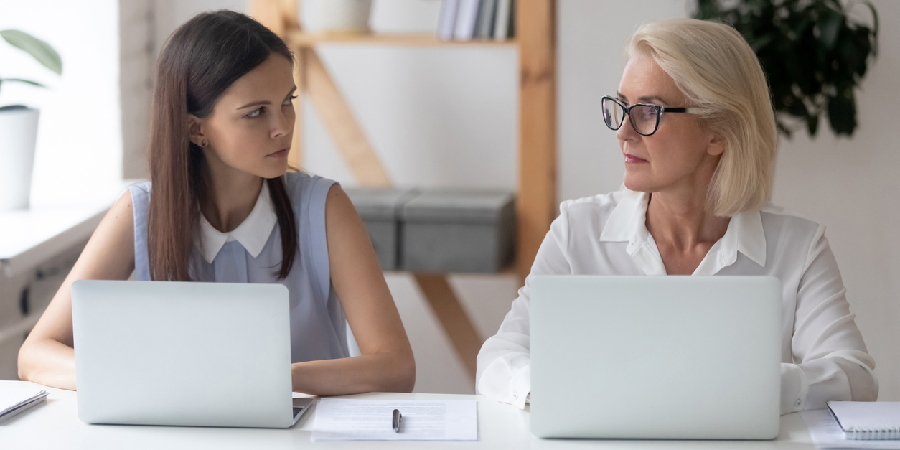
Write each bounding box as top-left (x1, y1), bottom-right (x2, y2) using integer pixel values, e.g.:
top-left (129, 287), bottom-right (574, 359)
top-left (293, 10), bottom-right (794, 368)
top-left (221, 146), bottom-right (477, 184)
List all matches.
top-left (304, 0), bottom-right (373, 34)
top-left (0, 107), bottom-right (39, 210)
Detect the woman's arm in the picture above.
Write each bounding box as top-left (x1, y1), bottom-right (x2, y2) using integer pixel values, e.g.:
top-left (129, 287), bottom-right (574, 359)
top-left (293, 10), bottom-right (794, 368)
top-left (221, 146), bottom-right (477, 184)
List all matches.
top-left (782, 224), bottom-right (878, 413)
top-left (17, 191), bottom-right (137, 390)
top-left (289, 185), bottom-right (415, 395)
top-left (476, 206), bottom-right (572, 408)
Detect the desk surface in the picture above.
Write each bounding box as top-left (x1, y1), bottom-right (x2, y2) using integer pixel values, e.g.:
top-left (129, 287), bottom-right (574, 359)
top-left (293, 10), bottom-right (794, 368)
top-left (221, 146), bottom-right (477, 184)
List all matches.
top-left (0, 381), bottom-right (818, 449)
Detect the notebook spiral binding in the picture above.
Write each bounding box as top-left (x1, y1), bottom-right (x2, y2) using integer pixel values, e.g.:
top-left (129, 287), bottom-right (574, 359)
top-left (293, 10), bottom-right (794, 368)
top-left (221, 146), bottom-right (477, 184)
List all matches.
top-left (847, 428), bottom-right (900, 440)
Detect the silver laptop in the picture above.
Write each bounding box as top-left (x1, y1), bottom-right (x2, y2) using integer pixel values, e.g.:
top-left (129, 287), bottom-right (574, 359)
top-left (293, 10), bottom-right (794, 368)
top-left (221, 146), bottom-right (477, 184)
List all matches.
top-left (71, 280), bottom-right (311, 428)
top-left (530, 276), bottom-right (782, 440)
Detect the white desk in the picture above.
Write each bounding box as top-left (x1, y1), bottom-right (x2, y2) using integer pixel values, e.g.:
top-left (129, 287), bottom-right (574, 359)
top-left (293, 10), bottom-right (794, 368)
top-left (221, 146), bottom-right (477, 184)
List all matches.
top-left (0, 381), bottom-right (819, 449)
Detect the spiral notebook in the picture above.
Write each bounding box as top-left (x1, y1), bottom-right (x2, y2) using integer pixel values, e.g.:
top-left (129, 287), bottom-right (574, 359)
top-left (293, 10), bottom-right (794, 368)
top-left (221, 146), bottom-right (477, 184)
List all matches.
top-left (828, 401), bottom-right (900, 440)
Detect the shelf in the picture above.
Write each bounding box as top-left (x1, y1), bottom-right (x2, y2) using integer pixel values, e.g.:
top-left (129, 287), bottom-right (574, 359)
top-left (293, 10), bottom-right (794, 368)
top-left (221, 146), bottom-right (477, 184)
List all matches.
top-left (287, 31), bottom-right (517, 48)
top-left (251, 0), bottom-right (556, 388)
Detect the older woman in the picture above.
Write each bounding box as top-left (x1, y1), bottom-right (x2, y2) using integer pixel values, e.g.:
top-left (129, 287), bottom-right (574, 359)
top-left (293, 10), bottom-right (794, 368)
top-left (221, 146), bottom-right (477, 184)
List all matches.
top-left (476, 18), bottom-right (877, 414)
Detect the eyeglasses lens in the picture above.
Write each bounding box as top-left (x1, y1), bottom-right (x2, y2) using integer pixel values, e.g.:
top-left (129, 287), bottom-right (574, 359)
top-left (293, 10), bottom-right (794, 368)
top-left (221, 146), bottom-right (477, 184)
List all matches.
top-left (631, 105), bottom-right (658, 135)
top-left (602, 99), bottom-right (625, 130)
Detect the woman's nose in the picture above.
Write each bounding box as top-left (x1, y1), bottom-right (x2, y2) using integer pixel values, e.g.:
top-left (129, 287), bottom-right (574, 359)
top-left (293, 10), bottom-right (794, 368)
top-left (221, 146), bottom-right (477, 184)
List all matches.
top-left (616, 113), bottom-right (639, 141)
top-left (271, 110), bottom-right (292, 139)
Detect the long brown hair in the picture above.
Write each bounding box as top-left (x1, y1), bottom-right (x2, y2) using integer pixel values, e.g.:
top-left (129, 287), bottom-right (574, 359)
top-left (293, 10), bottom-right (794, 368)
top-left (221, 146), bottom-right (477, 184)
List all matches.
top-left (147, 10), bottom-right (297, 281)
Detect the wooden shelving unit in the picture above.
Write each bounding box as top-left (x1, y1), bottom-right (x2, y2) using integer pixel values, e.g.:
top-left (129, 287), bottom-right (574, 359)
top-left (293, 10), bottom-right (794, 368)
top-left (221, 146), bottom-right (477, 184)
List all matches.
top-left (287, 31), bottom-right (518, 48)
top-left (251, 0), bottom-right (557, 387)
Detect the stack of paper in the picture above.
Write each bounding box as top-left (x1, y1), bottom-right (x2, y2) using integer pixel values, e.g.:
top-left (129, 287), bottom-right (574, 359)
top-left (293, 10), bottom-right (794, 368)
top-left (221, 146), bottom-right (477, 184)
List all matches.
top-left (0, 387), bottom-right (48, 423)
top-left (801, 409), bottom-right (900, 449)
top-left (829, 401), bottom-right (900, 440)
top-left (311, 399), bottom-right (477, 441)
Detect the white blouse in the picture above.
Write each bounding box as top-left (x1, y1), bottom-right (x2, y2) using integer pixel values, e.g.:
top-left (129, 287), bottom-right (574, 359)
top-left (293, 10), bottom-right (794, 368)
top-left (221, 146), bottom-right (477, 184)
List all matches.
top-left (476, 190), bottom-right (878, 414)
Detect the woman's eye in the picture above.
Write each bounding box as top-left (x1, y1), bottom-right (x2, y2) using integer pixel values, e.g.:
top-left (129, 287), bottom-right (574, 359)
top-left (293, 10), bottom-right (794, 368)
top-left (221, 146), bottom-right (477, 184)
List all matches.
top-left (246, 107), bottom-right (264, 118)
top-left (635, 106), bottom-right (655, 121)
top-left (283, 95), bottom-right (298, 106)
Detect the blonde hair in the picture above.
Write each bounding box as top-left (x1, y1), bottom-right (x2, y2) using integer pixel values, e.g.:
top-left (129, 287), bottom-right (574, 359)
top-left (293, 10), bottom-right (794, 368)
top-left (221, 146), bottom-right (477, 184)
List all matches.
top-left (626, 19), bottom-right (777, 217)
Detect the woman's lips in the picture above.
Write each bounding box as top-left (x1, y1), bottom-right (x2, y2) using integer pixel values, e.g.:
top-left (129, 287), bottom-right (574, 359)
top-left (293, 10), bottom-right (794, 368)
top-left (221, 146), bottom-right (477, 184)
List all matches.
top-left (624, 154), bottom-right (648, 164)
top-left (267, 149), bottom-right (288, 158)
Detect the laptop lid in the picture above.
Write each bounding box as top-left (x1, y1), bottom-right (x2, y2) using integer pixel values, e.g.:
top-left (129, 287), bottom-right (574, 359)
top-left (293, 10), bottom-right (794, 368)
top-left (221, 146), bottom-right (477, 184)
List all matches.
top-left (530, 276), bottom-right (782, 440)
top-left (72, 280), bottom-right (296, 428)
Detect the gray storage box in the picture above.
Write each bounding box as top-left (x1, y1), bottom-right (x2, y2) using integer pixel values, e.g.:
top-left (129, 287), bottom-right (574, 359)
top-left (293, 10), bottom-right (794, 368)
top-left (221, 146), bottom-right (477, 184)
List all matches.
top-left (343, 187), bottom-right (418, 271)
top-left (400, 190), bottom-right (515, 273)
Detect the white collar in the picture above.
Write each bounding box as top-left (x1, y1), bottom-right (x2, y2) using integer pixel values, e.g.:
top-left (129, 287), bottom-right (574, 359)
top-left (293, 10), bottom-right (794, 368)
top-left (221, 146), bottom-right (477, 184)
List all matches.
top-left (196, 182), bottom-right (277, 263)
top-left (598, 190), bottom-right (767, 268)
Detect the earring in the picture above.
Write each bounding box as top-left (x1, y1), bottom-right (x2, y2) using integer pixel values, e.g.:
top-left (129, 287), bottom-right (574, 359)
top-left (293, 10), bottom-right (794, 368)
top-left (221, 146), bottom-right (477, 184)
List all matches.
top-left (200, 139), bottom-right (208, 148)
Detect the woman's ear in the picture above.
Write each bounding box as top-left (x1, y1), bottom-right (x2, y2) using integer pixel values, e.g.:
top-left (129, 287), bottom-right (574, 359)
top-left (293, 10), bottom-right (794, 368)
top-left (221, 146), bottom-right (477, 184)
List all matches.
top-left (188, 115), bottom-right (207, 147)
top-left (707, 132), bottom-right (726, 157)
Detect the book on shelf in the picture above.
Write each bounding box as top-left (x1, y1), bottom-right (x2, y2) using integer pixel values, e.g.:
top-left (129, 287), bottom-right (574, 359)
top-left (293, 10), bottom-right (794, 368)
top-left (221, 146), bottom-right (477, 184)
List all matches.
top-left (438, 0), bottom-right (460, 40)
top-left (475, 0), bottom-right (497, 39)
top-left (493, 0), bottom-right (512, 41)
top-left (438, 0), bottom-right (513, 41)
top-left (453, 0), bottom-right (480, 40)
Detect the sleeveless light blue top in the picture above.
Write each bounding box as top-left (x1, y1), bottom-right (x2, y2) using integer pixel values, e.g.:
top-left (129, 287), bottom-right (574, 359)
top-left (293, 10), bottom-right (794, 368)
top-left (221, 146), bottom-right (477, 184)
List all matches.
top-left (128, 172), bottom-right (350, 363)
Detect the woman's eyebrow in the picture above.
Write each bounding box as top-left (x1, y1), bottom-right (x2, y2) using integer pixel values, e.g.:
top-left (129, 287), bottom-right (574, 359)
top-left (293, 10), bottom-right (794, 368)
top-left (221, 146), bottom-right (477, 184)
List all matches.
top-left (237, 99), bottom-right (270, 110)
top-left (236, 86), bottom-right (298, 110)
top-left (636, 95), bottom-right (667, 105)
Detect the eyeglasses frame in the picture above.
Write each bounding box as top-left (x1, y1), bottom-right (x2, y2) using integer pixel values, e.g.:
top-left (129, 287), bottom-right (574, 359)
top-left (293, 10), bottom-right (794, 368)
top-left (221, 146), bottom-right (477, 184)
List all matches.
top-left (601, 95), bottom-right (702, 136)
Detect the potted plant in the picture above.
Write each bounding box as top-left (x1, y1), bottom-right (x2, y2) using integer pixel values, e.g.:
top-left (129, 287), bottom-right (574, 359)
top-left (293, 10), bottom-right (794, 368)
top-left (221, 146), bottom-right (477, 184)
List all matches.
top-left (0, 29), bottom-right (62, 210)
top-left (694, 0), bottom-right (878, 138)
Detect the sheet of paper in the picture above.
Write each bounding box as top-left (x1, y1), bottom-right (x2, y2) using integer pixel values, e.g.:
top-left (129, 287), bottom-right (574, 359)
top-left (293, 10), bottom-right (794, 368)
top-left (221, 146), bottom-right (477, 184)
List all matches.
top-left (311, 399), bottom-right (477, 441)
top-left (801, 409), bottom-right (900, 449)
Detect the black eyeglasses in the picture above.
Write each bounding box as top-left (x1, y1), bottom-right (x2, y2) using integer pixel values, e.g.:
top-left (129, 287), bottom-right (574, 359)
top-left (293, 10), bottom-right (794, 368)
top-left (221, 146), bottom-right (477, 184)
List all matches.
top-left (601, 95), bottom-right (700, 136)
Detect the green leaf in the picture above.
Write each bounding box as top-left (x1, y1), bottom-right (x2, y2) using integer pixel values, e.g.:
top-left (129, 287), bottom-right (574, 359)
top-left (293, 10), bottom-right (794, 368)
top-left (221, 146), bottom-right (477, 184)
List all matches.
top-left (855, 1), bottom-right (879, 44)
top-left (749, 34), bottom-right (775, 53)
top-left (806, 114), bottom-right (819, 137)
top-left (0, 77), bottom-right (45, 88)
top-left (0, 29), bottom-right (62, 75)
top-left (827, 93), bottom-right (857, 136)
top-left (786, 95), bottom-right (809, 118)
top-left (819, 10), bottom-right (843, 51)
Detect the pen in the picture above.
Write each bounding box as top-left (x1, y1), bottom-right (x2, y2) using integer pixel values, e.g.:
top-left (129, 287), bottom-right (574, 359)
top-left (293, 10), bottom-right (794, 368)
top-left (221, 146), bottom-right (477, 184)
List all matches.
top-left (392, 408), bottom-right (402, 433)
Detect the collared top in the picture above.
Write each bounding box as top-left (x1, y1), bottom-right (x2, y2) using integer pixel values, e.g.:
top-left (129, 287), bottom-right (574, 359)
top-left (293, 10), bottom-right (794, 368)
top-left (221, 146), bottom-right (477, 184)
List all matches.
top-left (197, 181), bottom-right (277, 263)
top-left (476, 190), bottom-right (877, 413)
top-left (128, 172), bottom-right (350, 364)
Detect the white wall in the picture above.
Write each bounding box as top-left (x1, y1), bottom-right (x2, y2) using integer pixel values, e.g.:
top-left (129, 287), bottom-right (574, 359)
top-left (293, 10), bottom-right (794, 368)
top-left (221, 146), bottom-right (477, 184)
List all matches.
top-left (0, 1), bottom-right (121, 207)
top-left (144, 0), bottom-right (900, 398)
top-left (120, 0), bottom-right (155, 180)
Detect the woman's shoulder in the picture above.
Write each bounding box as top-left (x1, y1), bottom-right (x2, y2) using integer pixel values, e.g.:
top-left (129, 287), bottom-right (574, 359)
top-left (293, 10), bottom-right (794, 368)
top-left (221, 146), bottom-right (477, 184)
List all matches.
top-left (125, 181), bottom-right (152, 209)
top-left (128, 180), bottom-right (152, 194)
top-left (284, 171), bottom-right (335, 190)
top-left (757, 203), bottom-right (825, 242)
top-left (558, 189), bottom-right (640, 222)
top-left (550, 190), bottom-right (642, 241)
top-left (283, 171), bottom-right (338, 203)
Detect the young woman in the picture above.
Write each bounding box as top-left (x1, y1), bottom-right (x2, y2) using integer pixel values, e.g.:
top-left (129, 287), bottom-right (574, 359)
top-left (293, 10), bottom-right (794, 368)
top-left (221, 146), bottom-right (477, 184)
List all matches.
top-left (477, 18), bottom-right (877, 414)
top-left (18, 10), bottom-right (416, 395)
